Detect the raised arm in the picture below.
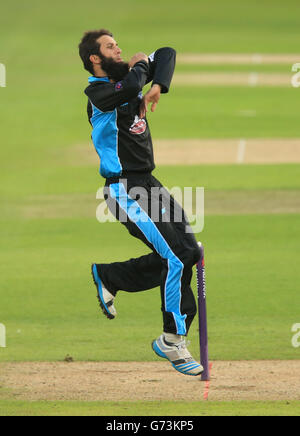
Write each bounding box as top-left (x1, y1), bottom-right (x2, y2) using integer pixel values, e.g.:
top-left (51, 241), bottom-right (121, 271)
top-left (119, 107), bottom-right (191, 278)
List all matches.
top-left (147, 47), bottom-right (177, 93)
top-left (139, 47), bottom-right (176, 118)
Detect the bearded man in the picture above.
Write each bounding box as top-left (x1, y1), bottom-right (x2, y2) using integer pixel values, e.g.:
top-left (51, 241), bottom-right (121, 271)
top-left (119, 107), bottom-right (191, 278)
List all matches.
top-left (78, 29), bottom-right (203, 376)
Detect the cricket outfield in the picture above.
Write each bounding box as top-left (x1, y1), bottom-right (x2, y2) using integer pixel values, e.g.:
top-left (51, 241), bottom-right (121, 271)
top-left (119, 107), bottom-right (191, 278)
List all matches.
top-left (0, 0), bottom-right (300, 416)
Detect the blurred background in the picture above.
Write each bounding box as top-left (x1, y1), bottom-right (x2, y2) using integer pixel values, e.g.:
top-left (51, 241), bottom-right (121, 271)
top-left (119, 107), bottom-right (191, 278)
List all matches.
top-left (0, 0), bottom-right (300, 363)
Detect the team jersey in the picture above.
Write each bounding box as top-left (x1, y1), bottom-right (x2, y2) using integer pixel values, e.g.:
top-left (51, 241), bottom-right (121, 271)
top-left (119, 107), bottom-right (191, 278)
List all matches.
top-left (84, 47), bottom-right (176, 179)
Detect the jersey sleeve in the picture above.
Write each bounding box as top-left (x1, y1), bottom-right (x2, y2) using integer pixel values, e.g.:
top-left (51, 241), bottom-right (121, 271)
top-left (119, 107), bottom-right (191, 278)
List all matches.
top-left (84, 61), bottom-right (149, 112)
top-left (147, 47), bottom-right (176, 93)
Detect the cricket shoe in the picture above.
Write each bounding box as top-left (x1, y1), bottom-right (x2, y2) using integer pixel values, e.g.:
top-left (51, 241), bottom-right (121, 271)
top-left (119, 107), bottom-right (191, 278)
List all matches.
top-left (91, 264), bottom-right (117, 320)
top-left (152, 334), bottom-right (203, 376)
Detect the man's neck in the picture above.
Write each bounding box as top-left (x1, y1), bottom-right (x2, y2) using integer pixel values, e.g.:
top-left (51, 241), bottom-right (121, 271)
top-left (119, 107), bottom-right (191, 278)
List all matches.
top-left (93, 65), bottom-right (107, 78)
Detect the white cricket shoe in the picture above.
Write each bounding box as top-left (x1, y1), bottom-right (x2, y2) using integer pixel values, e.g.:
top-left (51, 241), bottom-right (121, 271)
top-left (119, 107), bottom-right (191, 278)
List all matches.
top-left (152, 334), bottom-right (203, 376)
top-left (91, 264), bottom-right (117, 319)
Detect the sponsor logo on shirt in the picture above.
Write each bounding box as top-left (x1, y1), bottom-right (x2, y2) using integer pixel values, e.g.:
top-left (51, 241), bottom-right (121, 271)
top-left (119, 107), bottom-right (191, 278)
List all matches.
top-left (129, 115), bottom-right (147, 135)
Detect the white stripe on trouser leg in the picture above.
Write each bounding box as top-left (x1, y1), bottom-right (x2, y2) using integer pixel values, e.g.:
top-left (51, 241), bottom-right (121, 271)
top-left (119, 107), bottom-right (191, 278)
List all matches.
top-left (164, 259), bottom-right (184, 334)
top-left (109, 183), bottom-right (187, 335)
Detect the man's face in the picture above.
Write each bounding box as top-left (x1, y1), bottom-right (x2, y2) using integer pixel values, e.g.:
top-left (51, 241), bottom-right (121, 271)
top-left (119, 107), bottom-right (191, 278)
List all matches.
top-left (95, 35), bottom-right (130, 81)
top-left (97, 35), bottom-right (123, 63)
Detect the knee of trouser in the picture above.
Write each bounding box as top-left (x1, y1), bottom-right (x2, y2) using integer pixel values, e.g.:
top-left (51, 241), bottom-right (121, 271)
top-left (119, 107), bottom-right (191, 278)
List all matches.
top-left (187, 297), bottom-right (197, 316)
top-left (192, 244), bottom-right (201, 264)
top-left (191, 301), bottom-right (198, 316)
top-left (181, 244), bottom-right (201, 267)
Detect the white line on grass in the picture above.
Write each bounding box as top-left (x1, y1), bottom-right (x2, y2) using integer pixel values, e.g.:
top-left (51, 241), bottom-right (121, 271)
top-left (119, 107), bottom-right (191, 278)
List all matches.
top-left (237, 139), bottom-right (247, 164)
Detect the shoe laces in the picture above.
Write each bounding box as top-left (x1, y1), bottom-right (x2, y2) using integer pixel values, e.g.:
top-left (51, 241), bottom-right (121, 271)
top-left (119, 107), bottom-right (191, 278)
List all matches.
top-left (174, 339), bottom-right (192, 359)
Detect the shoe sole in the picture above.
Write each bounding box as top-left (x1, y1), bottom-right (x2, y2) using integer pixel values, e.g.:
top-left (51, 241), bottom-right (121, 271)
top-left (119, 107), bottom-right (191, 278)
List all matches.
top-left (91, 264), bottom-right (115, 320)
top-left (152, 340), bottom-right (204, 377)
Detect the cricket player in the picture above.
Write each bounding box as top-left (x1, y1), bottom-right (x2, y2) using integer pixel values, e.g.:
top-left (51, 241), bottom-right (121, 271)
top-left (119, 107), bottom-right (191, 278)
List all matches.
top-left (79, 29), bottom-right (203, 376)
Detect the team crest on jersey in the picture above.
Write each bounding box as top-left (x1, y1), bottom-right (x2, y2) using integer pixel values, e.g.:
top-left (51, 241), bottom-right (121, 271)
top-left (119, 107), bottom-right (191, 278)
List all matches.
top-left (115, 81), bottom-right (123, 91)
top-left (129, 115), bottom-right (147, 135)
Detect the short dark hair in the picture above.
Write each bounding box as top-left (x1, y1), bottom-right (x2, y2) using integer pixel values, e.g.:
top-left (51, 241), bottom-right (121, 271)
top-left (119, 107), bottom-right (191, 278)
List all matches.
top-left (79, 29), bottom-right (113, 74)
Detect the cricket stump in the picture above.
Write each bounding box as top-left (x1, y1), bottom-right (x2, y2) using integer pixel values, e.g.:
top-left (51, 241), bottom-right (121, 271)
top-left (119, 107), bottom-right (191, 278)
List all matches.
top-left (196, 242), bottom-right (210, 381)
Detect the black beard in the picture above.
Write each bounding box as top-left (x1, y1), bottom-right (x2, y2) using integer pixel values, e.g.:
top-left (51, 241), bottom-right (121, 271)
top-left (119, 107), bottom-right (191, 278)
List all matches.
top-left (99, 53), bottom-right (130, 82)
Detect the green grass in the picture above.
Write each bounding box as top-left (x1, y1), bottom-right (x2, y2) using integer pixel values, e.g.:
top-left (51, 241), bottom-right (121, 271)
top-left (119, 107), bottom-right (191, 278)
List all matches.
top-left (2, 163), bottom-right (300, 204)
top-left (1, 1), bottom-right (300, 169)
top-left (0, 400), bottom-right (299, 416)
top-left (1, 0), bottom-right (300, 417)
top-left (0, 192), bottom-right (299, 361)
top-left (176, 64), bottom-right (295, 73)
top-left (1, 164), bottom-right (300, 362)
top-left (156, 164), bottom-right (300, 191)
top-left (1, 0), bottom-right (300, 55)
top-left (150, 87), bottom-right (300, 138)
top-left (2, 85), bottom-right (299, 167)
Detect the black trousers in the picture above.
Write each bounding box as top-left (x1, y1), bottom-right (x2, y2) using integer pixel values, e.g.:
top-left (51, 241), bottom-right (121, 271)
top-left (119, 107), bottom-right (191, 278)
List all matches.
top-left (97, 173), bottom-right (201, 336)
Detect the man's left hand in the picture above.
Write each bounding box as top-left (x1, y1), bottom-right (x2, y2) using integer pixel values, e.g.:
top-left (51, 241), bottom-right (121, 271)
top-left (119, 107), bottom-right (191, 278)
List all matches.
top-left (139, 84), bottom-right (161, 119)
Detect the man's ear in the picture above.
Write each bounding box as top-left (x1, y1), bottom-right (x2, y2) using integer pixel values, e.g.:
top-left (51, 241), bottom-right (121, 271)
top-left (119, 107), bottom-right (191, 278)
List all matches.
top-left (89, 54), bottom-right (101, 65)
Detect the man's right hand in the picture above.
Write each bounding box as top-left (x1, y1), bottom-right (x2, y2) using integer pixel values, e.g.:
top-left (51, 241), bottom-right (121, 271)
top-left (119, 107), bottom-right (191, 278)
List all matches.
top-left (129, 53), bottom-right (148, 68)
